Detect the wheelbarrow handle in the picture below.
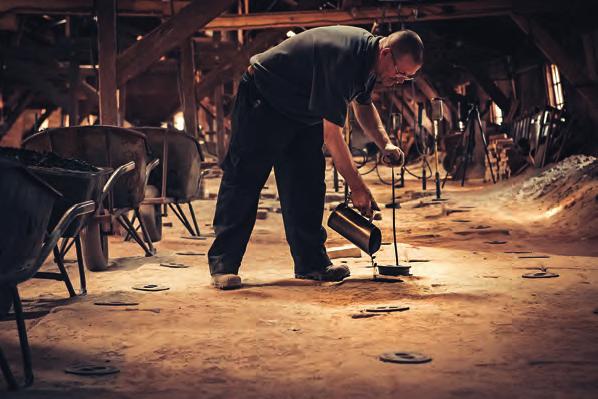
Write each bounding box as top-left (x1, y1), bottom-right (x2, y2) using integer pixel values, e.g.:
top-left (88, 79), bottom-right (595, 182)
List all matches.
top-left (144, 158), bottom-right (160, 187)
top-left (101, 161), bottom-right (136, 203)
top-left (35, 200), bottom-right (96, 277)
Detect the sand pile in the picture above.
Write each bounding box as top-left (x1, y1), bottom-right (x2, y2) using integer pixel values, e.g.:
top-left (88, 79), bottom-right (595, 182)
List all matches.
top-left (515, 155), bottom-right (598, 236)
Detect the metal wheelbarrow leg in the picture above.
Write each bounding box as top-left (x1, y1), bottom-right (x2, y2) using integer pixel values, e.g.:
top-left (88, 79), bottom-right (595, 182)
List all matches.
top-left (1, 200), bottom-right (95, 390)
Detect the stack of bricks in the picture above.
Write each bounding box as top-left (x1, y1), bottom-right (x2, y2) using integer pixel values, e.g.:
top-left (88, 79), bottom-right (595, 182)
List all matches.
top-left (485, 133), bottom-right (514, 182)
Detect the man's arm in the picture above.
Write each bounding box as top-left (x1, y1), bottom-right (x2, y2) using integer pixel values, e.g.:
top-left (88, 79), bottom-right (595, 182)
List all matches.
top-left (323, 119), bottom-right (377, 217)
top-left (352, 102), bottom-right (404, 165)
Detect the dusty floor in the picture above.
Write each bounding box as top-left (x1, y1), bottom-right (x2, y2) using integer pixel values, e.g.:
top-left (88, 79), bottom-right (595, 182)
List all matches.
top-left (2, 156), bottom-right (598, 398)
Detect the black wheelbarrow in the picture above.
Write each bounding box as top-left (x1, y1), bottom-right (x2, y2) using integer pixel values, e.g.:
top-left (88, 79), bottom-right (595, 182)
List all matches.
top-left (0, 157), bottom-right (95, 390)
top-left (22, 125), bottom-right (159, 271)
top-left (133, 126), bottom-right (211, 239)
top-left (0, 146), bottom-right (134, 296)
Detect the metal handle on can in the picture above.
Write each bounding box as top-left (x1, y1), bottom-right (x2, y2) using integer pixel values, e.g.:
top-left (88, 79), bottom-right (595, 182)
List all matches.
top-left (327, 203), bottom-right (382, 255)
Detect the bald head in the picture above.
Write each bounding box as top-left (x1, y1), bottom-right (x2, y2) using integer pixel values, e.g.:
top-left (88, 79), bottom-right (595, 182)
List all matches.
top-left (385, 29), bottom-right (424, 65)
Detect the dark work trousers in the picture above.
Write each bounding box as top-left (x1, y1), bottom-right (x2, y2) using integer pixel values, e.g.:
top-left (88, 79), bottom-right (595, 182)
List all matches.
top-left (208, 72), bottom-right (332, 276)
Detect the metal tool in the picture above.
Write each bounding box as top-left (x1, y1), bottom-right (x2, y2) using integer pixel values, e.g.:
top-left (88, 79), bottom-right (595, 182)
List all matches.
top-left (375, 165), bottom-right (410, 277)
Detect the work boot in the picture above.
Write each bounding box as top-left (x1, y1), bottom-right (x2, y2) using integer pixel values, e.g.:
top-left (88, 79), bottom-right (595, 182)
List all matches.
top-left (295, 265), bottom-right (350, 282)
top-left (211, 274), bottom-right (242, 290)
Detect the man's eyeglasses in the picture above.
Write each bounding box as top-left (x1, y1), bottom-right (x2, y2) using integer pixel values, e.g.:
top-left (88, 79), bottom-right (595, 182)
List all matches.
top-left (389, 49), bottom-right (416, 81)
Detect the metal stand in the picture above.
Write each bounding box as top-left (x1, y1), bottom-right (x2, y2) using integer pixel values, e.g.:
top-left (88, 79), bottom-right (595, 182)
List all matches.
top-left (35, 235), bottom-right (88, 297)
top-left (0, 287), bottom-right (34, 390)
top-left (375, 166), bottom-right (410, 278)
top-left (168, 202), bottom-right (201, 236)
top-left (442, 104), bottom-right (496, 187)
top-left (432, 119), bottom-right (444, 201)
top-left (418, 103), bottom-right (427, 191)
top-left (118, 211), bottom-right (156, 256)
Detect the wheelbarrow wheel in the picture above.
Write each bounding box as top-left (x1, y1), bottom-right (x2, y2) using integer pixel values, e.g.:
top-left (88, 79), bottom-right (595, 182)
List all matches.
top-left (81, 219), bottom-right (109, 271)
top-left (139, 185), bottom-right (162, 242)
top-left (0, 286), bottom-right (12, 317)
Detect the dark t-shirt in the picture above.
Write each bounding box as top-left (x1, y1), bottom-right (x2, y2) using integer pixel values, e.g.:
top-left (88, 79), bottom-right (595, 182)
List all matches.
top-left (249, 26), bottom-right (380, 127)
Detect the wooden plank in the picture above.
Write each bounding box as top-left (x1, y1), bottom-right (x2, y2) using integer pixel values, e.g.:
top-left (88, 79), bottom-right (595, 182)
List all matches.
top-left (68, 59), bottom-right (80, 126)
top-left (511, 14), bottom-right (598, 122)
top-left (116, 0), bottom-right (234, 87)
top-left (179, 37), bottom-right (199, 140)
top-left (96, 0), bottom-right (118, 125)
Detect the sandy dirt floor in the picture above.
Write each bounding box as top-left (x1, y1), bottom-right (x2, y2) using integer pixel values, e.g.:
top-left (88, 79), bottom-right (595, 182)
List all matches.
top-left (1, 155), bottom-right (598, 399)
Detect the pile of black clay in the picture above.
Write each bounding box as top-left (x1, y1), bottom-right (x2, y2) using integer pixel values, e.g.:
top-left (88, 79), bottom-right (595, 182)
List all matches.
top-left (0, 146), bottom-right (99, 172)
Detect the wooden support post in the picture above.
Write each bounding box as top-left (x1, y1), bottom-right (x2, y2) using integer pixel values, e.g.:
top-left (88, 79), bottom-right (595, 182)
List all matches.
top-left (96, 0), bottom-right (118, 125)
top-left (66, 16), bottom-right (79, 126)
top-left (67, 60), bottom-right (80, 126)
top-left (118, 86), bottom-right (126, 126)
top-left (214, 81), bottom-right (226, 163)
top-left (179, 37), bottom-right (199, 139)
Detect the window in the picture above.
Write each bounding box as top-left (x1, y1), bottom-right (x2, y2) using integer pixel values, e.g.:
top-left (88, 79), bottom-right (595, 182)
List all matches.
top-left (545, 64), bottom-right (564, 109)
top-left (490, 101), bottom-right (503, 125)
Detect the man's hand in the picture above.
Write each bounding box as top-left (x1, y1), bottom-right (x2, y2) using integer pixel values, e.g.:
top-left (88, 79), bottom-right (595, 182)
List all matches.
top-left (380, 142), bottom-right (405, 167)
top-left (350, 184), bottom-right (380, 218)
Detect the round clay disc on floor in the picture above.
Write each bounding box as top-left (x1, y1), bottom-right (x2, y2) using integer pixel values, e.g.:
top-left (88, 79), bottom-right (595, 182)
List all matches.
top-left (132, 284), bottom-right (170, 291)
top-left (180, 236), bottom-right (207, 240)
top-left (176, 251), bottom-right (205, 256)
top-left (365, 305), bottom-right (410, 313)
top-left (94, 300), bottom-right (140, 306)
top-left (522, 271), bottom-right (559, 279)
top-left (160, 262), bottom-right (190, 269)
top-left (65, 364), bottom-right (120, 376)
top-left (485, 240), bottom-right (507, 244)
top-left (379, 352), bottom-right (432, 364)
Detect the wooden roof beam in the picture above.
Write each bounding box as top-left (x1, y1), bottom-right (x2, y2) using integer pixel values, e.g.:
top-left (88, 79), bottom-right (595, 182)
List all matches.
top-left (2, 1), bottom-right (561, 25)
top-left (116, 0), bottom-right (234, 87)
top-left (511, 14), bottom-right (598, 122)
